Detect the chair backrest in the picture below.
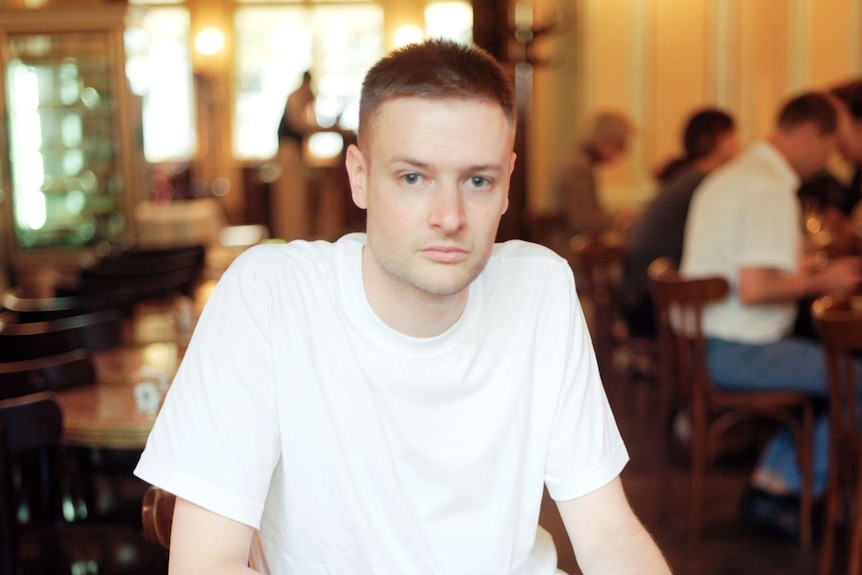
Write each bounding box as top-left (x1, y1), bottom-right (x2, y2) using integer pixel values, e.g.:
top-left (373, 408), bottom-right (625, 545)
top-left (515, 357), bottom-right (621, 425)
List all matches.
top-left (0, 310), bottom-right (123, 362)
top-left (569, 233), bottom-right (627, 381)
top-left (68, 246), bottom-right (206, 301)
top-left (0, 392), bottom-right (64, 575)
top-left (811, 295), bottom-right (862, 443)
top-left (0, 350), bottom-right (97, 400)
top-left (1, 286), bottom-right (134, 322)
top-left (648, 258), bottom-right (729, 403)
top-left (141, 486), bottom-right (176, 549)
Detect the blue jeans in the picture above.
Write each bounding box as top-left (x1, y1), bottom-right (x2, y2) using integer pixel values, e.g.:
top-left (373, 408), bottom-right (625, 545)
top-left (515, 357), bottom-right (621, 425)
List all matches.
top-left (706, 337), bottom-right (829, 496)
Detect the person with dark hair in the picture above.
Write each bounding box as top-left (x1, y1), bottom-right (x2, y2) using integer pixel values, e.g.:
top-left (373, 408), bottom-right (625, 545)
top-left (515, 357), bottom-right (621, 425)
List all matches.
top-left (681, 91), bottom-right (861, 537)
top-left (134, 40), bottom-right (670, 574)
top-left (800, 79), bottom-right (862, 243)
top-left (621, 108), bottom-right (738, 337)
top-left (831, 80), bottom-right (862, 215)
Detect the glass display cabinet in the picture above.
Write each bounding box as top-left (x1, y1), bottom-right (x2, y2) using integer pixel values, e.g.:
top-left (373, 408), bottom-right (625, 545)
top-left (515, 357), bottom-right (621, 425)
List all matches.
top-left (0, 4), bottom-right (142, 285)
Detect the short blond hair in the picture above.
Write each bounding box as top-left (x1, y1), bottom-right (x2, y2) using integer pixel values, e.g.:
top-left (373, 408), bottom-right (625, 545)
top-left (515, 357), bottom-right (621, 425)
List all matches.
top-left (588, 111), bottom-right (635, 144)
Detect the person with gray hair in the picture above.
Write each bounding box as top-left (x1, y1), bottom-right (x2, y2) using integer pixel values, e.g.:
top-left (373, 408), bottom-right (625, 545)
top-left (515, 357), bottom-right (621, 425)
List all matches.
top-left (550, 110), bottom-right (635, 237)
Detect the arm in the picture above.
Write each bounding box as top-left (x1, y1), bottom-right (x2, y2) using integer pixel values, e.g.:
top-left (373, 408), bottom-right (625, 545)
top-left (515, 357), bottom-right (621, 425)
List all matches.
top-left (737, 258), bottom-right (861, 306)
top-left (557, 477), bottom-right (671, 575)
top-left (169, 497), bottom-right (257, 575)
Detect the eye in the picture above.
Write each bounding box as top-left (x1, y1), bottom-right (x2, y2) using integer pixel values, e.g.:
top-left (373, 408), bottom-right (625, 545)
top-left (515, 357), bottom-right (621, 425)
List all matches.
top-left (401, 172), bottom-right (423, 186)
top-left (467, 175), bottom-right (492, 190)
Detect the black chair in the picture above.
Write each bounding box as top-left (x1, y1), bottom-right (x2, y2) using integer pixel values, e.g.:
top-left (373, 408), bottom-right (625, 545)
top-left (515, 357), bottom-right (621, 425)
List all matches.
top-left (1, 286), bottom-right (135, 321)
top-left (0, 310), bottom-right (123, 362)
top-left (0, 392), bottom-right (167, 575)
top-left (0, 349), bottom-right (149, 528)
top-left (0, 349), bottom-right (96, 400)
top-left (73, 245), bottom-right (206, 299)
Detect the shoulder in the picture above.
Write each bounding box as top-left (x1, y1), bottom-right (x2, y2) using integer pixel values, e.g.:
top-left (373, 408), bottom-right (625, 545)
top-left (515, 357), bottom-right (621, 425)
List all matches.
top-left (224, 236), bottom-right (354, 289)
top-left (487, 240), bottom-right (574, 289)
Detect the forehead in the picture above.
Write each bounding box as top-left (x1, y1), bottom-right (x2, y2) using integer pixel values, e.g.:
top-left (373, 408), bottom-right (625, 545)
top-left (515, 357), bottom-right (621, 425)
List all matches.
top-left (365, 96), bottom-right (514, 161)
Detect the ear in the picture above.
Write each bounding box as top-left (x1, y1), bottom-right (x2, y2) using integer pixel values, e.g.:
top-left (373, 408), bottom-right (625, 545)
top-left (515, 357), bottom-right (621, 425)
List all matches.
top-left (501, 152), bottom-right (516, 215)
top-left (345, 144), bottom-right (369, 210)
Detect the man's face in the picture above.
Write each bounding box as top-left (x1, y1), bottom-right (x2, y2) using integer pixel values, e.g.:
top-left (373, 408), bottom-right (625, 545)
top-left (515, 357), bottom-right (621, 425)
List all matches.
top-left (793, 122), bottom-right (836, 179)
top-left (834, 100), bottom-right (862, 165)
top-left (346, 97), bottom-right (515, 303)
top-left (595, 138), bottom-right (628, 163)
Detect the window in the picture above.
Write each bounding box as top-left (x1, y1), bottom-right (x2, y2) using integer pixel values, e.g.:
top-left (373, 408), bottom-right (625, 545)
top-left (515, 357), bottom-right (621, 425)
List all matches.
top-left (425, 1), bottom-right (473, 44)
top-left (233, 3), bottom-right (383, 159)
top-left (125, 6), bottom-right (195, 163)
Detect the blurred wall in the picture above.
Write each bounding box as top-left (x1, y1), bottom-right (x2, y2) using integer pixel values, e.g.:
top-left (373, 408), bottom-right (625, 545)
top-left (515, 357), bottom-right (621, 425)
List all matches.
top-left (529, 0), bottom-right (862, 215)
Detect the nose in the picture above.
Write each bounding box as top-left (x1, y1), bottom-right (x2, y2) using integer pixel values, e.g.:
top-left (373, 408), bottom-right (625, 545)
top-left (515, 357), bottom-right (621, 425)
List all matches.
top-left (428, 184), bottom-right (465, 234)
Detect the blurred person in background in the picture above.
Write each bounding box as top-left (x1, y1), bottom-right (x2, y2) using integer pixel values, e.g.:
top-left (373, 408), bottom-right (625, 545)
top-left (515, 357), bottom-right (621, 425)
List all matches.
top-left (681, 92), bottom-right (861, 537)
top-left (273, 70), bottom-right (319, 240)
top-left (550, 110), bottom-right (636, 238)
top-left (621, 108), bottom-right (738, 338)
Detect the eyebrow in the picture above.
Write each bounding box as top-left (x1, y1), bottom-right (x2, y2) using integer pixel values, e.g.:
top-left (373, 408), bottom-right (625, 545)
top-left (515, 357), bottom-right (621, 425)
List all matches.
top-left (389, 155), bottom-right (504, 173)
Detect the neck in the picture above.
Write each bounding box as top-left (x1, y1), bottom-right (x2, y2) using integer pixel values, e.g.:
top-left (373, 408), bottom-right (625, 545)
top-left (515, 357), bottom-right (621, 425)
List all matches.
top-left (361, 247), bottom-right (468, 338)
top-left (767, 133), bottom-right (802, 176)
top-left (690, 154), bottom-right (724, 174)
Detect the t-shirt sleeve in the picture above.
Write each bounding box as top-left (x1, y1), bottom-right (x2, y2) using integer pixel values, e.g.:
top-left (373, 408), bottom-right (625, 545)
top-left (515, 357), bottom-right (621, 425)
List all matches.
top-left (736, 185), bottom-right (800, 273)
top-left (544, 266), bottom-right (629, 501)
top-left (134, 264), bottom-right (281, 529)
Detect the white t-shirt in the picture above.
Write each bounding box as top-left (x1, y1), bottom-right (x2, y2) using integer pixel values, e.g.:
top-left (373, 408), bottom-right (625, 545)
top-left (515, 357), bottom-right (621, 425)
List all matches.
top-left (134, 233), bottom-right (628, 574)
top-left (680, 141), bottom-right (801, 344)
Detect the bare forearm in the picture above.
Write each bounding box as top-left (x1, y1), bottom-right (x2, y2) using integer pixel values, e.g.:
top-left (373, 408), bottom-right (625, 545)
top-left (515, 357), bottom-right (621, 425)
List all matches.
top-left (169, 560), bottom-right (258, 575)
top-left (558, 479), bottom-right (672, 575)
top-left (572, 511), bottom-right (670, 575)
top-left (738, 262), bottom-right (861, 305)
top-left (168, 498), bottom-right (257, 575)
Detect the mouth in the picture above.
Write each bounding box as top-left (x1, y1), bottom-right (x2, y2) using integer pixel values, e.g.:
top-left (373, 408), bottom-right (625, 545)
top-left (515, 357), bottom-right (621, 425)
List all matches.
top-left (422, 246), bottom-right (469, 264)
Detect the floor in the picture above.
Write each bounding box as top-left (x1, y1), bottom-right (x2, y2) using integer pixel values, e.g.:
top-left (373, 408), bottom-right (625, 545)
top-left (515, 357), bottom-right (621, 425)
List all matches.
top-left (538, 376), bottom-right (825, 575)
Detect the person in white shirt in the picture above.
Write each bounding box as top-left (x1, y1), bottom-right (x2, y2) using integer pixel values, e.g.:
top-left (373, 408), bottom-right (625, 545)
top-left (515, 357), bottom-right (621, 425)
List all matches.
top-left (135, 39), bottom-right (670, 575)
top-left (681, 91), bottom-right (862, 537)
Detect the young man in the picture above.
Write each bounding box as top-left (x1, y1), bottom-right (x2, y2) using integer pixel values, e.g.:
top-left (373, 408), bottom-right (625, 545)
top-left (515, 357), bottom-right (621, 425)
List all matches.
top-left (135, 40), bottom-right (670, 574)
top-left (680, 92), bottom-right (862, 535)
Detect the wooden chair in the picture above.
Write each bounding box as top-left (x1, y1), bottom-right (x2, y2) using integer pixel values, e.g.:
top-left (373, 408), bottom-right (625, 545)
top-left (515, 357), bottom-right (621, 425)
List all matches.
top-left (1, 286), bottom-right (135, 321)
top-left (0, 392), bottom-right (166, 575)
top-left (0, 310), bottom-right (123, 361)
top-left (648, 257), bottom-right (814, 548)
top-left (0, 349), bottom-right (96, 400)
top-left (141, 486), bottom-right (176, 549)
top-left (569, 233), bottom-right (657, 401)
top-left (78, 245), bottom-right (205, 298)
top-left (812, 294), bottom-right (862, 575)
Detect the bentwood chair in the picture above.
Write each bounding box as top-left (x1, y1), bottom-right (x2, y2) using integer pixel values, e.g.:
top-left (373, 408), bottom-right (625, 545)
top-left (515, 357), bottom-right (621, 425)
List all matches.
top-left (0, 349), bottom-right (96, 400)
top-left (78, 245), bottom-right (204, 295)
top-left (141, 486), bottom-right (176, 549)
top-left (812, 294), bottom-right (862, 575)
top-left (0, 310), bottom-right (123, 362)
top-left (0, 392), bottom-right (167, 575)
top-left (648, 258), bottom-right (814, 548)
top-left (1, 286), bottom-right (134, 321)
top-left (569, 233), bottom-right (657, 401)
top-left (54, 245), bottom-right (206, 309)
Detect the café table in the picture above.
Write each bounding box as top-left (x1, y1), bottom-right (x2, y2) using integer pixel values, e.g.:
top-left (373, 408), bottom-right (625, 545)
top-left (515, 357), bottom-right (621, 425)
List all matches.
top-left (56, 341), bottom-right (185, 450)
top-left (53, 287), bottom-right (208, 450)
